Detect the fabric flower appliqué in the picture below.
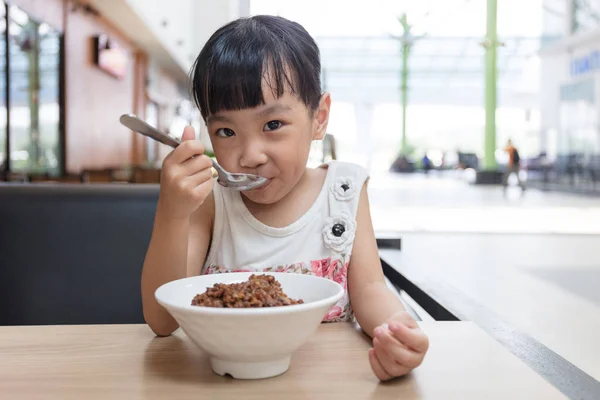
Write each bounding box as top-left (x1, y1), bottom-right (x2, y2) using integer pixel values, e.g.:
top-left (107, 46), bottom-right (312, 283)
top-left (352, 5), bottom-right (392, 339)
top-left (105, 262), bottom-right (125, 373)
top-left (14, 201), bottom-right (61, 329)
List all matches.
top-left (330, 176), bottom-right (357, 201)
top-left (322, 213), bottom-right (356, 253)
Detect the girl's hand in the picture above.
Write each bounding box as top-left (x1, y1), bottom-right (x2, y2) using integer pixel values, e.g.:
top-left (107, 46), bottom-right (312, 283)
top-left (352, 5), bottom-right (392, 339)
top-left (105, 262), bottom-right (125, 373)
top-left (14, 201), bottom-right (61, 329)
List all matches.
top-left (157, 126), bottom-right (214, 220)
top-left (368, 311), bottom-right (429, 381)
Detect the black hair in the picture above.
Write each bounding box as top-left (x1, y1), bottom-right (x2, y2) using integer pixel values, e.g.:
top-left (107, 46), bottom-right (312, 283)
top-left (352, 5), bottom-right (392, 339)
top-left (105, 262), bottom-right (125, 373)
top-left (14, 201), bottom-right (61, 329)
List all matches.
top-left (190, 15), bottom-right (322, 121)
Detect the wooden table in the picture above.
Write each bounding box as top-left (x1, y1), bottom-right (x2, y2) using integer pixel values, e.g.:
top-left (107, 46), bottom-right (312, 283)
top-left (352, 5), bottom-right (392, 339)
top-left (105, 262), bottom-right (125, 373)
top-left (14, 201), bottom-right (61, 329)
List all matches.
top-left (380, 248), bottom-right (600, 400)
top-left (0, 322), bottom-right (566, 399)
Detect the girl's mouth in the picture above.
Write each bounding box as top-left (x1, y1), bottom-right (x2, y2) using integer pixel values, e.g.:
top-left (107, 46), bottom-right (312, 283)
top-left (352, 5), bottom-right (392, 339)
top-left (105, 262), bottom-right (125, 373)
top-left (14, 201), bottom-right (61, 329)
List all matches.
top-left (247, 178), bottom-right (272, 192)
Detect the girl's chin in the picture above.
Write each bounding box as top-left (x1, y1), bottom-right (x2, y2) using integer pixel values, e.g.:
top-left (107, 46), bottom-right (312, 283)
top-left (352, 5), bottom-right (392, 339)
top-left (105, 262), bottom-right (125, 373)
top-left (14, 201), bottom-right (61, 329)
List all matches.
top-left (241, 179), bottom-right (285, 204)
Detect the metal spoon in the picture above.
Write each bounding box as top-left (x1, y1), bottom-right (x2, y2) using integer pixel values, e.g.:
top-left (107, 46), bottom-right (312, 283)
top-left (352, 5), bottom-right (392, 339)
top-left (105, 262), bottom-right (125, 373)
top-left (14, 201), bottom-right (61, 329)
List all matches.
top-left (119, 114), bottom-right (268, 191)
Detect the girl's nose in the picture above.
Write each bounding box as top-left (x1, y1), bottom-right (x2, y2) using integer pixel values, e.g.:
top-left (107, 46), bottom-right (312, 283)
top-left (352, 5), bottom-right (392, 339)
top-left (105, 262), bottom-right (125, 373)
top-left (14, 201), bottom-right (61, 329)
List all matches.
top-left (239, 142), bottom-right (268, 169)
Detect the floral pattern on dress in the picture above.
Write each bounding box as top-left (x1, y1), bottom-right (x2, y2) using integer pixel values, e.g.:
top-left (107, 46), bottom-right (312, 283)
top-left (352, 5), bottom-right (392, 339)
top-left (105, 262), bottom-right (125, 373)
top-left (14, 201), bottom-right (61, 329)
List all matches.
top-left (202, 258), bottom-right (352, 323)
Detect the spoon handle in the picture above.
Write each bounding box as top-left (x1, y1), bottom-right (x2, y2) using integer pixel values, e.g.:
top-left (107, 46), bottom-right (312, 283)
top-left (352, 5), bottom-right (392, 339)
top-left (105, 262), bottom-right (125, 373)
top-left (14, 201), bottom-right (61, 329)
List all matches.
top-left (119, 114), bottom-right (181, 148)
top-left (120, 113), bottom-right (221, 179)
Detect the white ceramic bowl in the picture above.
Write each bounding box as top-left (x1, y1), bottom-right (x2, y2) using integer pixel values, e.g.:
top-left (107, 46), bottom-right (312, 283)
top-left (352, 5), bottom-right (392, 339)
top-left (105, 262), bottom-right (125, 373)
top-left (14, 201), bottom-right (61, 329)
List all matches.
top-left (155, 272), bottom-right (344, 379)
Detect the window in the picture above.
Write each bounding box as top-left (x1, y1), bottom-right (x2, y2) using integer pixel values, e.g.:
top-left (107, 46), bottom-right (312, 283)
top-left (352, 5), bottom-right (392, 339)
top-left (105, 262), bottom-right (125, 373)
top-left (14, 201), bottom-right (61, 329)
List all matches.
top-left (559, 79), bottom-right (598, 155)
top-left (145, 100), bottom-right (159, 165)
top-left (0, 3), bottom-right (62, 175)
top-left (0, 5), bottom-right (6, 171)
top-left (574, 0), bottom-right (600, 34)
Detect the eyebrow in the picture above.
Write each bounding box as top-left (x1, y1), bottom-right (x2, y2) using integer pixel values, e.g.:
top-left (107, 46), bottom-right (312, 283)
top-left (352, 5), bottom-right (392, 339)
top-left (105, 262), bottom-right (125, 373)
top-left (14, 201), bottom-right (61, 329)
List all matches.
top-left (206, 114), bottom-right (234, 124)
top-left (206, 104), bottom-right (293, 125)
top-left (255, 104), bottom-right (293, 118)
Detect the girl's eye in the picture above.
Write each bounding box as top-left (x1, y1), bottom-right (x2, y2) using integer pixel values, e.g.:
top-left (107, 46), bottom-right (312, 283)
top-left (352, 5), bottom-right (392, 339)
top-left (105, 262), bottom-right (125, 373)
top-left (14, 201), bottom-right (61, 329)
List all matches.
top-left (264, 120), bottom-right (282, 131)
top-left (215, 128), bottom-right (235, 138)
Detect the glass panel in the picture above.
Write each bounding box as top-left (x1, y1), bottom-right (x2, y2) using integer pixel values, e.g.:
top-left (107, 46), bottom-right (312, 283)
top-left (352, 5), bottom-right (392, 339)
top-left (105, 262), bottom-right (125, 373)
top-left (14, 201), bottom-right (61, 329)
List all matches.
top-left (559, 79), bottom-right (598, 155)
top-left (7, 6), bottom-right (30, 172)
top-left (542, 0), bottom-right (567, 43)
top-left (0, 5), bottom-right (6, 172)
top-left (8, 5), bottom-right (61, 174)
top-left (462, 40), bottom-right (484, 57)
top-left (145, 101), bottom-right (159, 164)
top-left (574, 0), bottom-right (600, 34)
top-left (318, 34), bottom-right (539, 109)
top-left (38, 22), bottom-right (61, 173)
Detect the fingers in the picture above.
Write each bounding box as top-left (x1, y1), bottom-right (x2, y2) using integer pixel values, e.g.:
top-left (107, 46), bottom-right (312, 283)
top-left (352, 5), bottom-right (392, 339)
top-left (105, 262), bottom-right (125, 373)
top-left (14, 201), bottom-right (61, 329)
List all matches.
top-left (165, 137), bottom-right (205, 165)
top-left (368, 348), bottom-right (392, 381)
top-left (161, 156), bottom-right (213, 190)
top-left (369, 322), bottom-right (428, 381)
top-left (389, 322), bottom-right (429, 353)
top-left (373, 335), bottom-right (412, 378)
top-left (166, 169), bottom-right (214, 207)
top-left (185, 165), bottom-right (214, 187)
top-left (191, 177), bottom-right (215, 203)
top-left (375, 327), bottom-right (423, 369)
top-left (181, 125), bottom-right (195, 141)
top-left (171, 162), bottom-right (213, 193)
top-left (182, 154), bottom-right (213, 175)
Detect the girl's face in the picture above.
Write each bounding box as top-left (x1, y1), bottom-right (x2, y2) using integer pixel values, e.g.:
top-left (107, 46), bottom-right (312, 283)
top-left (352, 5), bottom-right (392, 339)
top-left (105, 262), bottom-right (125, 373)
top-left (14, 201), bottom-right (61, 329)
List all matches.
top-left (206, 84), bottom-right (331, 205)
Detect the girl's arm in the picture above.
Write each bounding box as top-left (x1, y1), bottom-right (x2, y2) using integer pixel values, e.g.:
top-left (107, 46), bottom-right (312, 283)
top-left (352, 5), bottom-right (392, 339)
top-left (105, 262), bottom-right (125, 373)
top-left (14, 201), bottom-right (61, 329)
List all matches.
top-left (347, 183), bottom-right (406, 337)
top-left (348, 182), bottom-right (429, 381)
top-left (141, 194), bottom-right (214, 337)
top-left (140, 126), bottom-right (215, 337)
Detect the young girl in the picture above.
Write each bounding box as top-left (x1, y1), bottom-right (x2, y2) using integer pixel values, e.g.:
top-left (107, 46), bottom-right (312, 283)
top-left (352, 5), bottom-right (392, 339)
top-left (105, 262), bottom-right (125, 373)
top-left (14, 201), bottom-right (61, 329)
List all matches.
top-left (141, 15), bottom-right (429, 381)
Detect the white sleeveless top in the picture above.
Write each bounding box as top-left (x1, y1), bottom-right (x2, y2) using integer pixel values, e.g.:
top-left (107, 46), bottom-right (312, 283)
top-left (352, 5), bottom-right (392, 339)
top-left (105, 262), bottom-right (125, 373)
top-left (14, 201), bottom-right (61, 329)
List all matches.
top-left (202, 161), bottom-right (369, 322)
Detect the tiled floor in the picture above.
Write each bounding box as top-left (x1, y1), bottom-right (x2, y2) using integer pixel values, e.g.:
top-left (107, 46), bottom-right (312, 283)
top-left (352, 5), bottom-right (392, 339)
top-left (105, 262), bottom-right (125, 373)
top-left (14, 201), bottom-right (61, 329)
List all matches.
top-left (369, 172), bottom-right (600, 234)
top-left (526, 267), bottom-right (600, 307)
top-left (368, 172), bottom-right (600, 381)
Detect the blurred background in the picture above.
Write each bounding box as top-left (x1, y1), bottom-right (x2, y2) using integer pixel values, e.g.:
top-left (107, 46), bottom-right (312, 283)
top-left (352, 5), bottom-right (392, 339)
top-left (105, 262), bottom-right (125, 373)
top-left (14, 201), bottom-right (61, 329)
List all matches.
top-left (0, 0), bottom-right (599, 386)
top-left (0, 0), bottom-right (597, 191)
top-left (1, 0), bottom-right (598, 230)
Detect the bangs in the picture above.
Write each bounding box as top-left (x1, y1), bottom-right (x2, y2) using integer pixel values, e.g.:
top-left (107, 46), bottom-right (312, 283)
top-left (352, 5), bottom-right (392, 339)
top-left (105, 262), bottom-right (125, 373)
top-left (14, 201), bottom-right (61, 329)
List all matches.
top-left (194, 53), bottom-right (296, 119)
top-left (190, 16), bottom-right (322, 121)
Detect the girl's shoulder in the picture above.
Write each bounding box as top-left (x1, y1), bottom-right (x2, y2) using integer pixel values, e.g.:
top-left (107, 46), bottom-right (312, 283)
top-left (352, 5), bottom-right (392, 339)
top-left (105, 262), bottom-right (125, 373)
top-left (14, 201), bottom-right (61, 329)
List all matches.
top-left (323, 161), bottom-right (370, 200)
top-left (325, 160), bottom-right (369, 176)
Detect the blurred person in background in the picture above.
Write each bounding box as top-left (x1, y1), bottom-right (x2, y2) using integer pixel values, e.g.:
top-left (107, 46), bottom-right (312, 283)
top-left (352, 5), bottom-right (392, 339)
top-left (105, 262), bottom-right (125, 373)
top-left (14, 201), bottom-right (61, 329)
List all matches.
top-left (502, 139), bottom-right (525, 191)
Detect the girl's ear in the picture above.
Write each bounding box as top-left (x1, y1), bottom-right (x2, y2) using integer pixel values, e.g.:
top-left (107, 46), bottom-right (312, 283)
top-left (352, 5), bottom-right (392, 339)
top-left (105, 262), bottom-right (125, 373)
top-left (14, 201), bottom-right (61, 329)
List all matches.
top-left (312, 92), bottom-right (331, 141)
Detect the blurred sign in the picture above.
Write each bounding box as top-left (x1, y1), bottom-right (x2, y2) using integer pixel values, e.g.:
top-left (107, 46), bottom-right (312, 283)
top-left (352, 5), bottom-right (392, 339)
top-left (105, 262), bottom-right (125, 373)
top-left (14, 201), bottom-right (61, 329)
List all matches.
top-left (570, 50), bottom-right (600, 78)
top-left (92, 34), bottom-right (128, 80)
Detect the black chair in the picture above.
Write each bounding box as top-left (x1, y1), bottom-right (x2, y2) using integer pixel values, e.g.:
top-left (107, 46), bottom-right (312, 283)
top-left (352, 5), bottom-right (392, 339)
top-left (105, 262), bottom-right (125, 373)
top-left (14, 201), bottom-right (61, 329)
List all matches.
top-left (587, 154), bottom-right (600, 187)
top-left (0, 183), bottom-right (159, 325)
